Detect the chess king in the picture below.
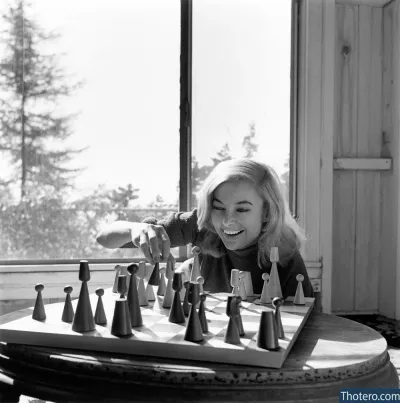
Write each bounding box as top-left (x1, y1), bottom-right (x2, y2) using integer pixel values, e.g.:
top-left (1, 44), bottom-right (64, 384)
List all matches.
top-left (96, 158), bottom-right (313, 299)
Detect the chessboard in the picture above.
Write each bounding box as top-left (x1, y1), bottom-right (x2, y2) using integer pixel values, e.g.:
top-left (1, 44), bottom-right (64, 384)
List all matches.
top-left (0, 287), bottom-right (314, 369)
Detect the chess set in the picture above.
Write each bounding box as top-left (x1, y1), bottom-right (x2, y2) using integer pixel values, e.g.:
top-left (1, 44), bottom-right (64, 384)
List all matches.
top-left (0, 247), bottom-right (314, 369)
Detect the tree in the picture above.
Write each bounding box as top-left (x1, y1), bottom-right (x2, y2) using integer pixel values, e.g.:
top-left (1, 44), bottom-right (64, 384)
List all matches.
top-left (0, 0), bottom-right (84, 201)
top-left (242, 122), bottom-right (258, 158)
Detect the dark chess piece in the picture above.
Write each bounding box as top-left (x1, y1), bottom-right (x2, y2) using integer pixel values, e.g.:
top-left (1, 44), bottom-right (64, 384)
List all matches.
top-left (272, 297), bottom-right (285, 339)
top-left (72, 260), bottom-right (95, 332)
top-left (169, 272), bottom-right (185, 323)
top-left (61, 285), bottom-right (74, 323)
top-left (33, 283), bottom-right (46, 321)
top-left (183, 280), bottom-right (190, 317)
top-left (94, 288), bottom-right (107, 325)
top-left (224, 295), bottom-right (241, 345)
top-left (198, 293), bottom-right (208, 333)
top-left (184, 283), bottom-right (203, 342)
top-left (256, 310), bottom-right (279, 350)
top-left (111, 275), bottom-right (132, 337)
top-left (148, 262), bottom-right (160, 286)
top-left (127, 263), bottom-right (143, 327)
top-left (235, 296), bottom-right (245, 336)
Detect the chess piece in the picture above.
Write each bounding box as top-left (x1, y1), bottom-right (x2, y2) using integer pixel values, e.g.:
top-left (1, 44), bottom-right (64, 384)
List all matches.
top-left (184, 282), bottom-right (203, 342)
top-left (137, 261), bottom-right (148, 306)
top-left (256, 310), bottom-right (279, 350)
top-left (267, 247), bottom-right (283, 299)
top-left (238, 271), bottom-right (247, 301)
top-left (61, 285), bottom-right (74, 323)
top-left (169, 272), bottom-right (185, 323)
top-left (224, 295), bottom-right (241, 345)
top-left (94, 288), bottom-right (107, 325)
top-left (111, 275), bottom-right (132, 337)
top-left (162, 260), bottom-right (174, 308)
top-left (259, 273), bottom-right (271, 304)
top-left (112, 264), bottom-right (122, 293)
top-left (148, 262), bottom-right (160, 286)
top-left (293, 274), bottom-right (306, 305)
top-left (198, 293), bottom-right (208, 333)
top-left (72, 260), bottom-right (95, 332)
top-left (182, 280), bottom-right (190, 317)
top-left (272, 297), bottom-right (285, 339)
top-left (127, 263), bottom-right (143, 327)
top-left (157, 266), bottom-right (167, 296)
top-left (242, 271), bottom-right (254, 297)
top-left (235, 296), bottom-right (245, 337)
top-left (230, 269), bottom-right (240, 296)
top-left (190, 246), bottom-right (202, 282)
top-left (33, 283), bottom-right (46, 321)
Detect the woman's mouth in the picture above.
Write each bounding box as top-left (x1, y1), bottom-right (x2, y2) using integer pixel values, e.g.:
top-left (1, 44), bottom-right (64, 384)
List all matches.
top-left (222, 229), bottom-right (244, 237)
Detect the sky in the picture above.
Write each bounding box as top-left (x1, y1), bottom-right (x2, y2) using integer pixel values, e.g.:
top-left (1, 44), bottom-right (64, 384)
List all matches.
top-left (0, 0), bottom-right (292, 206)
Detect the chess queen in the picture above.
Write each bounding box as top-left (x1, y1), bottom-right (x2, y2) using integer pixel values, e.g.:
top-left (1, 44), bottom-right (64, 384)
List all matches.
top-left (96, 158), bottom-right (313, 299)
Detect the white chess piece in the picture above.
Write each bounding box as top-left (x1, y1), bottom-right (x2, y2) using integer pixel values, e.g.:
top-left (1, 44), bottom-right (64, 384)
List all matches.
top-left (259, 273), bottom-right (271, 304)
top-left (230, 269), bottom-right (240, 296)
top-left (293, 274), bottom-right (306, 305)
top-left (238, 271), bottom-right (247, 301)
top-left (267, 247), bottom-right (283, 299)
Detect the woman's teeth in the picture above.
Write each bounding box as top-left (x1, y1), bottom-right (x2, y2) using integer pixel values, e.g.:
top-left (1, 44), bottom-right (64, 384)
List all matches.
top-left (223, 229), bottom-right (243, 236)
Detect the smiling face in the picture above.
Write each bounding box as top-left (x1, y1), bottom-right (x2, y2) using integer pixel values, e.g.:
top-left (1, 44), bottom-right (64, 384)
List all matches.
top-left (211, 180), bottom-right (265, 251)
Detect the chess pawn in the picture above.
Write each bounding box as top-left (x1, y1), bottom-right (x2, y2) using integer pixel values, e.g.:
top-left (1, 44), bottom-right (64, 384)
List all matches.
top-left (267, 247), bottom-right (283, 299)
top-left (230, 269), bottom-right (240, 296)
top-left (94, 288), bottom-right (107, 325)
top-left (182, 280), bottom-right (190, 317)
top-left (157, 266), bottom-right (167, 296)
top-left (112, 264), bottom-right (122, 293)
top-left (238, 271), bottom-right (247, 301)
top-left (32, 283), bottom-right (46, 321)
top-left (190, 246), bottom-right (202, 282)
top-left (61, 285), bottom-right (74, 323)
top-left (256, 310), bottom-right (279, 350)
top-left (162, 260), bottom-right (174, 308)
top-left (259, 273), bottom-right (271, 304)
top-left (235, 296), bottom-right (245, 337)
top-left (169, 273), bottom-right (185, 323)
top-left (111, 275), bottom-right (132, 337)
top-left (272, 297), bottom-right (285, 339)
top-left (184, 283), bottom-right (203, 342)
top-left (224, 295), bottom-right (241, 345)
top-left (137, 261), bottom-right (148, 306)
top-left (293, 274), bottom-right (306, 305)
top-left (72, 260), bottom-right (95, 332)
top-left (148, 262), bottom-right (160, 286)
top-left (198, 293), bottom-right (208, 333)
top-left (127, 263), bottom-right (143, 327)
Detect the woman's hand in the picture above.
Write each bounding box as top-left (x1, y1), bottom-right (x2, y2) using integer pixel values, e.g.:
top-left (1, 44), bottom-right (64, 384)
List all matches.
top-left (131, 224), bottom-right (171, 264)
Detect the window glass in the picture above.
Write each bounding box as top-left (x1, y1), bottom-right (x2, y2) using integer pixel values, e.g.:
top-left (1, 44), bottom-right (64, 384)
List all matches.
top-left (0, 0), bottom-right (180, 260)
top-left (191, 0), bottom-right (292, 208)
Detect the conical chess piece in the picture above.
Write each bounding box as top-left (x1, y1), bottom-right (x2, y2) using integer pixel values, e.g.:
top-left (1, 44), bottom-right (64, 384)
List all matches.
top-left (169, 273), bottom-right (185, 323)
top-left (293, 274), bottom-right (306, 305)
top-left (162, 260), bottom-right (174, 308)
top-left (235, 296), bottom-right (245, 336)
top-left (272, 297), bottom-right (285, 339)
top-left (182, 280), bottom-right (190, 317)
top-left (190, 246), bottom-right (202, 282)
top-left (267, 247), bottom-right (283, 299)
top-left (148, 262), bottom-right (160, 286)
top-left (112, 264), bottom-right (122, 293)
top-left (198, 293), bottom-right (208, 333)
top-left (224, 295), bottom-right (241, 345)
top-left (157, 267), bottom-right (167, 296)
top-left (230, 269), bottom-right (240, 296)
top-left (33, 283), bottom-right (46, 321)
top-left (111, 275), bottom-right (132, 337)
top-left (238, 271), bottom-right (247, 301)
top-left (94, 288), bottom-right (107, 325)
top-left (72, 260), bottom-right (95, 332)
top-left (137, 261), bottom-right (148, 306)
top-left (184, 283), bottom-right (203, 342)
top-left (257, 310), bottom-right (279, 350)
top-left (61, 285), bottom-right (74, 323)
top-left (127, 263), bottom-right (143, 327)
top-left (259, 273), bottom-right (271, 304)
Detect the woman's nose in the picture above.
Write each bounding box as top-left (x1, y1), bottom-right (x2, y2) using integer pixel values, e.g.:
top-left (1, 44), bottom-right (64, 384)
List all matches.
top-left (222, 211), bottom-right (235, 225)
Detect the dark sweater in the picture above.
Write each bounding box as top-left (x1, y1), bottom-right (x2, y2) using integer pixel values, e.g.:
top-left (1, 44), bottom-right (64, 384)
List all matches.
top-left (137, 209), bottom-right (313, 299)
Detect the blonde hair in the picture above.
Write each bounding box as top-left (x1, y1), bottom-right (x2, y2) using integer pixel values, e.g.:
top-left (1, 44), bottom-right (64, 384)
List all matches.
top-left (197, 158), bottom-right (306, 266)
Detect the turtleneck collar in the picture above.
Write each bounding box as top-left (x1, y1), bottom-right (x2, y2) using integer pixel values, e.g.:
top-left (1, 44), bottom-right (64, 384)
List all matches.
top-left (226, 241), bottom-right (258, 258)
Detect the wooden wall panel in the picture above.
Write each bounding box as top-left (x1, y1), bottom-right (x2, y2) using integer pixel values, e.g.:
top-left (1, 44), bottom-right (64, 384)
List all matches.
top-left (332, 4), bottom-right (358, 312)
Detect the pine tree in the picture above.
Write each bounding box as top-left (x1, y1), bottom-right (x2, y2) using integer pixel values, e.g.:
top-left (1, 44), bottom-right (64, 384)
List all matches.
top-left (242, 122), bottom-right (258, 158)
top-left (0, 0), bottom-right (84, 201)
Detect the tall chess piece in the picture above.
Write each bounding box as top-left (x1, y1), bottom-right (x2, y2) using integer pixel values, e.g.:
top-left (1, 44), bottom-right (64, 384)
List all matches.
top-left (293, 274), bottom-right (306, 305)
top-left (32, 283), bottom-right (46, 321)
top-left (111, 275), bottom-right (132, 337)
top-left (145, 264), bottom-right (156, 301)
top-left (272, 297), bottom-right (285, 339)
top-left (148, 262), bottom-right (160, 286)
top-left (267, 247), bottom-right (283, 299)
top-left (224, 295), bottom-right (241, 345)
top-left (238, 271), bottom-right (247, 301)
top-left (72, 260), bottom-right (95, 332)
top-left (235, 296), bottom-right (245, 336)
top-left (112, 264), bottom-right (122, 293)
top-left (61, 285), bottom-right (74, 323)
top-left (259, 273), bottom-right (271, 304)
top-left (182, 280), bottom-right (190, 317)
top-left (169, 273), bottom-right (185, 323)
top-left (198, 293), bottom-right (208, 333)
top-left (157, 266), bottom-right (167, 296)
top-left (137, 261), bottom-right (148, 306)
top-left (230, 269), bottom-right (240, 296)
top-left (94, 288), bottom-right (107, 325)
top-left (184, 283), bottom-right (203, 342)
top-left (162, 260), bottom-right (174, 308)
top-left (256, 310), bottom-right (279, 350)
top-left (127, 263), bottom-right (143, 327)
top-left (190, 246), bottom-right (202, 282)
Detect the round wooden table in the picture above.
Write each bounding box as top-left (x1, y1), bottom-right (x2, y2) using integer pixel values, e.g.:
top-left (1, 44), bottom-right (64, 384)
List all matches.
top-left (0, 311), bottom-right (398, 403)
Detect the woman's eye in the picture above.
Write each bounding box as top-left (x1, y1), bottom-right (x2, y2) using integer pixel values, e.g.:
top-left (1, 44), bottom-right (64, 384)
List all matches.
top-left (237, 208), bottom-right (249, 213)
top-left (212, 205), bottom-right (224, 210)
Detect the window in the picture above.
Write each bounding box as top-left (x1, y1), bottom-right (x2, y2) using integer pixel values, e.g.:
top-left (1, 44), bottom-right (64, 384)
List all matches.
top-left (0, 0), bottom-right (294, 264)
